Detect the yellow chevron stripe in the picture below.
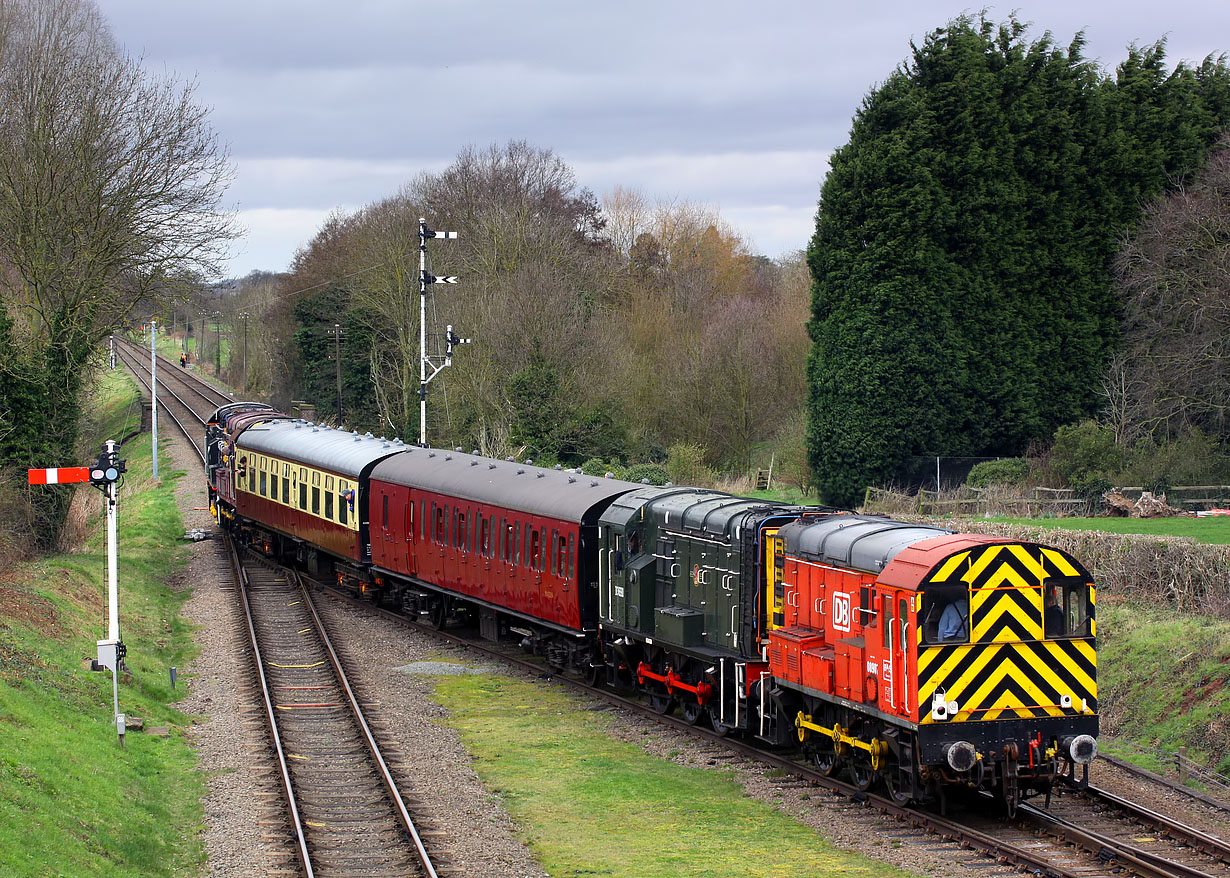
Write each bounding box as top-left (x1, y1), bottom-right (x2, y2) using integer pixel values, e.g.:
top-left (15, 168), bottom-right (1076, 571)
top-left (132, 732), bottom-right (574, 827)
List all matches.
top-left (1042, 547), bottom-right (1079, 577)
top-left (962, 654), bottom-right (1065, 720)
top-left (972, 588), bottom-right (1042, 642)
top-left (1033, 641), bottom-right (1097, 697)
top-left (1007, 544), bottom-right (1049, 583)
top-left (932, 550), bottom-right (971, 583)
top-left (964, 544), bottom-right (1004, 584)
top-left (920, 642), bottom-right (1001, 699)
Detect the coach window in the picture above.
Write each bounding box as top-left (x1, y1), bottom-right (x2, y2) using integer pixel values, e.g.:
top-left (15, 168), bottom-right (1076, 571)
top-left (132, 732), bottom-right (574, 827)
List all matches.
top-left (433, 504), bottom-right (444, 544)
top-left (421, 500), bottom-right (427, 540)
top-left (480, 516), bottom-right (490, 557)
top-left (282, 472), bottom-right (291, 505)
top-left (258, 467), bottom-right (266, 497)
top-left (299, 481), bottom-right (308, 510)
top-left (338, 489), bottom-right (348, 526)
top-left (505, 522), bottom-right (515, 562)
top-left (530, 528), bottom-right (541, 571)
top-left (523, 523), bottom-right (531, 568)
top-left (456, 510), bottom-right (466, 549)
top-left (325, 489), bottom-right (334, 520)
top-left (514, 522), bottom-right (522, 565)
top-left (550, 530), bottom-right (560, 576)
top-left (540, 528), bottom-right (548, 572)
top-left (312, 485), bottom-right (320, 516)
top-left (568, 534), bottom-right (576, 580)
top-left (270, 470), bottom-right (278, 501)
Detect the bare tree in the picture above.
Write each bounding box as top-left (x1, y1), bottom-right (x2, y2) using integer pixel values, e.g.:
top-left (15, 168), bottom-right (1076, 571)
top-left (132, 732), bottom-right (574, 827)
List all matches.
top-left (0, 0), bottom-right (236, 545)
top-left (1112, 133), bottom-right (1230, 443)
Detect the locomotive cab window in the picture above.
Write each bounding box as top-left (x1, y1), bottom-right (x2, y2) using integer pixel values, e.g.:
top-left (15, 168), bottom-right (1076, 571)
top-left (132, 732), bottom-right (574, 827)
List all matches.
top-left (922, 588), bottom-right (969, 644)
top-left (1045, 580), bottom-right (1092, 639)
top-left (859, 586), bottom-right (876, 627)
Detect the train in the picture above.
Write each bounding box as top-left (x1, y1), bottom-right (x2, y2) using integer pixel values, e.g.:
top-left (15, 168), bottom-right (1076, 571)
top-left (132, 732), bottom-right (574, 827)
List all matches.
top-left (206, 402), bottom-right (1098, 813)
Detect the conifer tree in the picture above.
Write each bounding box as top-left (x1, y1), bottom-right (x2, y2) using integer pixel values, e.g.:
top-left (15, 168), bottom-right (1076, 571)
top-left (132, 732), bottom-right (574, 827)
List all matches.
top-left (806, 14), bottom-right (1230, 506)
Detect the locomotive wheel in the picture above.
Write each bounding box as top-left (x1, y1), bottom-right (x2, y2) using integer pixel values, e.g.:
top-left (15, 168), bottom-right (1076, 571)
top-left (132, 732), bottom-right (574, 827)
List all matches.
top-left (649, 693), bottom-right (676, 715)
top-left (428, 599), bottom-right (448, 630)
top-left (708, 708), bottom-right (733, 737)
top-left (812, 747), bottom-right (839, 777)
top-left (680, 700), bottom-right (703, 726)
top-left (883, 768), bottom-right (912, 805)
top-left (849, 760), bottom-right (875, 792)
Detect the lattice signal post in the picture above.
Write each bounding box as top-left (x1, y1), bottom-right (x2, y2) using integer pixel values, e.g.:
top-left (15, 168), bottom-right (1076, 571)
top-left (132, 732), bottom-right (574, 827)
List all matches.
top-left (28, 441), bottom-right (128, 745)
top-left (418, 218), bottom-right (470, 446)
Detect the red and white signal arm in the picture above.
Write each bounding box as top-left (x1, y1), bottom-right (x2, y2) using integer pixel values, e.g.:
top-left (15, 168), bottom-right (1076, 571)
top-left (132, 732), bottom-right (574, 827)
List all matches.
top-left (28, 466), bottom-right (90, 485)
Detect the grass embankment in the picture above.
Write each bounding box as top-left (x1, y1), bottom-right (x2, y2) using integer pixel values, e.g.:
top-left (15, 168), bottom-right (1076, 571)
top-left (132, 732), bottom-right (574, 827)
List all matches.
top-left (0, 369), bottom-right (204, 877)
top-left (434, 673), bottom-right (919, 878)
top-left (1097, 600), bottom-right (1230, 775)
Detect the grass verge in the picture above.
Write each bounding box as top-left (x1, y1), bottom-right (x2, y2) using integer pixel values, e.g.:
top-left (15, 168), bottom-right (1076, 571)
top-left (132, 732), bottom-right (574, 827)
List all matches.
top-left (1097, 597), bottom-right (1230, 776)
top-left (433, 673), bottom-right (920, 878)
top-left (0, 368), bottom-right (204, 877)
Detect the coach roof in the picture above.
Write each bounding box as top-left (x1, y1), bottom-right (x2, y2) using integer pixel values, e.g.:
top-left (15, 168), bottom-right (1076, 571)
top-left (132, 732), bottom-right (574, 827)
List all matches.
top-left (371, 450), bottom-right (642, 521)
top-left (235, 419), bottom-right (404, 478)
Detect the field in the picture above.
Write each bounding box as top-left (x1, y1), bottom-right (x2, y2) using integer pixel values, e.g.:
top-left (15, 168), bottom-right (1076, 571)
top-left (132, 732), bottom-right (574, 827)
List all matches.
top-left (993, 515), bottom-right (1230, 545)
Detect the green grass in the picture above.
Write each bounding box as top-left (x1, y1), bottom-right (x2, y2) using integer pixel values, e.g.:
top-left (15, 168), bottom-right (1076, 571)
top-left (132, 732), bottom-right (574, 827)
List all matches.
top-left (992, 515), bottom-right (1230, 544)
top-left (0, 369), bottom-right (205, 877)
top-left (1097, 598), bottom-right (1230, 776)
top-left (433, 674), bottom-right (920, 878)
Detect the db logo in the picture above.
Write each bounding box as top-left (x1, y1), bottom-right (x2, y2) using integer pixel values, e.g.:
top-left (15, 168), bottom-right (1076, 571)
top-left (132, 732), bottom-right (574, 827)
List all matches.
top-left (832, 592), bottom-right (851, 632)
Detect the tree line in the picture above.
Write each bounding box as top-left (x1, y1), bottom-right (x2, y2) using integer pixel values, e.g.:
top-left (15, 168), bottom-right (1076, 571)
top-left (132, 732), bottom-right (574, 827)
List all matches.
top-left (228, 142), bottom-right (812, 487)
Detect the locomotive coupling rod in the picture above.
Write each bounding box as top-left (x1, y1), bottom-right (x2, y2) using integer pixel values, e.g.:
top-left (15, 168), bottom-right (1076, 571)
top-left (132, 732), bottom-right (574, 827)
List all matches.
top-left (795, 712), bottom-right (886, 769)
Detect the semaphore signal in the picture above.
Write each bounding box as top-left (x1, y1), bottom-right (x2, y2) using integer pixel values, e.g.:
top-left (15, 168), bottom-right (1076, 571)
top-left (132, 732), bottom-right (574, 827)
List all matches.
top-left (28, 441), bottom-right (129, 745)
top-left (418, 217), bottom-right (472, 446)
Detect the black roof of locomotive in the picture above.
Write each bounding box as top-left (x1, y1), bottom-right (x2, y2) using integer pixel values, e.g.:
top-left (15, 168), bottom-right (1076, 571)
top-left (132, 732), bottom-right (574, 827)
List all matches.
top-left (371, 450), bottom-right (644, 521)
top-left (235, 419), bottom-right (405, 479)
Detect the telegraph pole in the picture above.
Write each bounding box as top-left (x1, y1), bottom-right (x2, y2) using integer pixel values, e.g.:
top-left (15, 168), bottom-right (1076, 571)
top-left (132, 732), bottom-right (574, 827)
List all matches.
top-left (418, 218), bottom-right (465, 446)
top-left (150, 320), bottom-right (159, 479)
top-left (240, 312), bottom-right (251, 393)
top-left (327, 323), bottom-right (344, 421)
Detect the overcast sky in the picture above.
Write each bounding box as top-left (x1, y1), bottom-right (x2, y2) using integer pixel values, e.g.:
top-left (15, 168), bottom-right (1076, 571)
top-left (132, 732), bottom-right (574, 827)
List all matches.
top-left (99, 1), bottom-right (1230, 279)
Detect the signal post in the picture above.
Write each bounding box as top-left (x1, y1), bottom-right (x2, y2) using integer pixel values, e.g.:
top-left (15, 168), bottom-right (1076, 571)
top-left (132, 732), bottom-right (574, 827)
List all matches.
top-left (28, 442), bottom-right (128, 744)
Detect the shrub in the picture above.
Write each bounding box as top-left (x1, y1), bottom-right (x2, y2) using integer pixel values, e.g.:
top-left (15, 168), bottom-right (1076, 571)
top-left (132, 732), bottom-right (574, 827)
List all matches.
top-left (966, 458), bottom-right (1032, 489)
top-left (1118, 428), bottom-right (1226, 491)
top-left (1048, 420), bottom-right (1122, 486)
top-left (622, 463), bottom-right (670, 485)
top-left (666, 443), bottom-right (712, 487)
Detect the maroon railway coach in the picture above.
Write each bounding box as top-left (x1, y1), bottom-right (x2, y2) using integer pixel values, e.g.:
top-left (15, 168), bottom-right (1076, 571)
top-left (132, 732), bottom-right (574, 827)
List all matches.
top-left (366, 451), bottom-right (641, 668)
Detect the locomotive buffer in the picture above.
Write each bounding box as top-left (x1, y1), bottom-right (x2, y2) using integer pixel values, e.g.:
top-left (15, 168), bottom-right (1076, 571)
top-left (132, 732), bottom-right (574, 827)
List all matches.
top-left (28, 441), bottom-right (128, 744)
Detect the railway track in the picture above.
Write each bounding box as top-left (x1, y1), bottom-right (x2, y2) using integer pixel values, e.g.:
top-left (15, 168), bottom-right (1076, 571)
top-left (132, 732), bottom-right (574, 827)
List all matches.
top-left (113, 344), bottom-right (450, 876)
top-left (114, 337), bottom-right (1230, 877)
top-left (229, 544), bottom-right (445, 877)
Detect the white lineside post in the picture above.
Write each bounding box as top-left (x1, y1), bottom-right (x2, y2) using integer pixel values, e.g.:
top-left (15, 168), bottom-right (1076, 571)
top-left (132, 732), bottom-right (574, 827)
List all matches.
top-left (96, 440), bottom-right (125, 746)
top-left (417, 218), bottom-right (460, 446)
top-left (109, 336), bottom-right (116, 369)
top-left (150, 319), bottom-right (159, 479)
